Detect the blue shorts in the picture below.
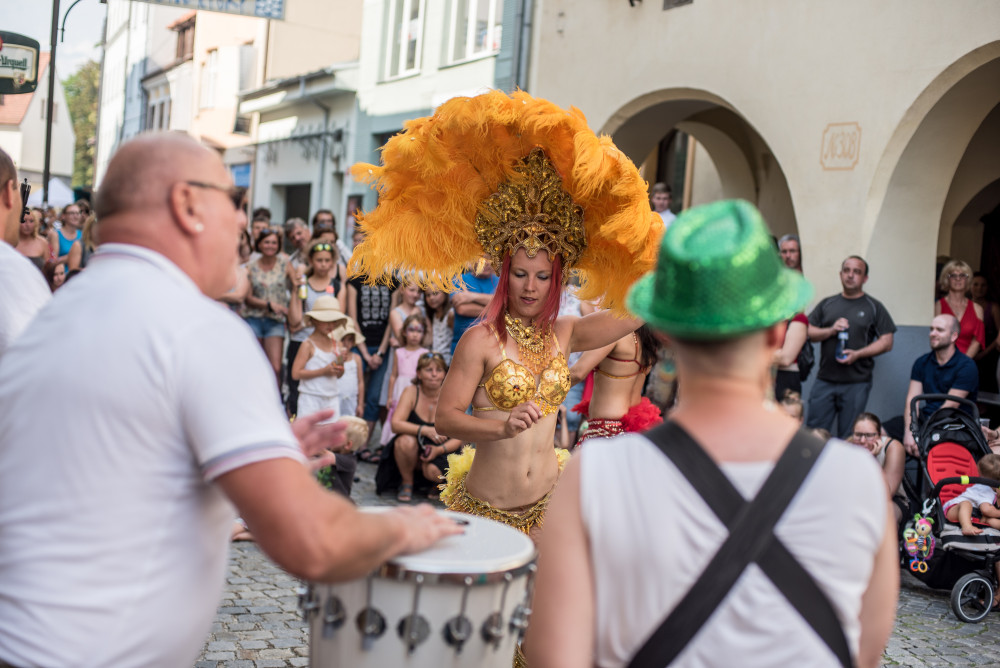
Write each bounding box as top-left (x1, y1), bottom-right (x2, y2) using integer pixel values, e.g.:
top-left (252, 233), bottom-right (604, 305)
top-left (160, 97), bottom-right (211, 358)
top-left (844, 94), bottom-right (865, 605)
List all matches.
top-left (245, 316), bottom-right (286, 339)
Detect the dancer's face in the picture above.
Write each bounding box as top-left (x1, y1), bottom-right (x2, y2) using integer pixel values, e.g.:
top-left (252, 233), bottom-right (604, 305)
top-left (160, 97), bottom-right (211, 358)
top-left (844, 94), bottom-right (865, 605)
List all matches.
top-left (507, 248), bottom-right (553, 321)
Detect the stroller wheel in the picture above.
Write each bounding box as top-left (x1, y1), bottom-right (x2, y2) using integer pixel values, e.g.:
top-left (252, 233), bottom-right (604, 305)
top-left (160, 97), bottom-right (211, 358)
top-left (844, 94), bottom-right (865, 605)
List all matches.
top-left (951, 572), bottom-right (995, 623)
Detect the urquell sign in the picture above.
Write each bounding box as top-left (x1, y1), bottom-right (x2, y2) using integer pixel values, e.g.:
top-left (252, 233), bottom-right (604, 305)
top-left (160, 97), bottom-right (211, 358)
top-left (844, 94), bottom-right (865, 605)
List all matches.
top-left (0, 31), bottom-right (40, 95)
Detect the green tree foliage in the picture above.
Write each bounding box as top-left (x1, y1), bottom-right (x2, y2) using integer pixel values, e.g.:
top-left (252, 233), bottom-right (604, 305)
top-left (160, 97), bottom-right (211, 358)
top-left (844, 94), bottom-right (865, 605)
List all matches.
top-left (63, 59), bottom-right (100, 189)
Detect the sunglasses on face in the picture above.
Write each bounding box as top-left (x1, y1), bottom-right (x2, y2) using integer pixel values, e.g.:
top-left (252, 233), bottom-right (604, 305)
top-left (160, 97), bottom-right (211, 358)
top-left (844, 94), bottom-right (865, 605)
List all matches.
top-left (948, 273), bottom-right (969, 280)
top-left (185, 181), bottom-right (246, 210)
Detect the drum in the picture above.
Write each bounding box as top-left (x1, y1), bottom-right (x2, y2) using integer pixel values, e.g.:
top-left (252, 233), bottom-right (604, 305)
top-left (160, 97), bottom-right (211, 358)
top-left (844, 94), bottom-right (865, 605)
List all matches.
top-left (302, 510), bottom-right (537, 667)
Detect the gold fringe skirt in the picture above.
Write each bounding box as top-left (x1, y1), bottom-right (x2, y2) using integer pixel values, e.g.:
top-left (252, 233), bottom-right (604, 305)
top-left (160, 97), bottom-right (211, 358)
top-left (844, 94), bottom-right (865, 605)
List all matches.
top-left (440, 446), bottom-right (571, 535)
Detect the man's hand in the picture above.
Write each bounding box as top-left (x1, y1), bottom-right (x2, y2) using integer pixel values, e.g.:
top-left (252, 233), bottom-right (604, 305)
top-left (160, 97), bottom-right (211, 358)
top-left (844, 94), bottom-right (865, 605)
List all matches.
top-left (388, 505), bottom-right (464, 554)
top-left (833, 317), bottom-right (849, 332)
top-left (837, 349), bottom-right (860, 365)
top-left (294, 410), bottom-right (348, 458)
top-left (903, 430), bottom-right (919, 457)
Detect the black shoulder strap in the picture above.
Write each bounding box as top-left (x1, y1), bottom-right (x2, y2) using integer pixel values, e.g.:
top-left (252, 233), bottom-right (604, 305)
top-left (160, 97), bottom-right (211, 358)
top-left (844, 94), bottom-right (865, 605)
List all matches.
top-left (628, 422), bottom-right (852, 668)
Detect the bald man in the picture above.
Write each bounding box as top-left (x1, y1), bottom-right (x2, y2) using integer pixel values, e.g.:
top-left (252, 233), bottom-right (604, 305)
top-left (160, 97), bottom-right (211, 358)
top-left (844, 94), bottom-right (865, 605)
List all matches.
top-left (0, 146), bottom-right (51, 358)
top-left (902, 314), bottom-right (980, 455)
top-left (0, 134), bottom-right (460, 668)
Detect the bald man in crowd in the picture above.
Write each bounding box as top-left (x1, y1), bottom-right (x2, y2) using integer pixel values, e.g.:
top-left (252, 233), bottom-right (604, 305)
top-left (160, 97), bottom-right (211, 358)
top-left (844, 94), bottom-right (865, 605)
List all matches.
top-left (0, 133), bottom-right (460, 668)
top-left (0, 147), bottom-right (51, 358)
top-left (902, 313), bottom-right (980, 455)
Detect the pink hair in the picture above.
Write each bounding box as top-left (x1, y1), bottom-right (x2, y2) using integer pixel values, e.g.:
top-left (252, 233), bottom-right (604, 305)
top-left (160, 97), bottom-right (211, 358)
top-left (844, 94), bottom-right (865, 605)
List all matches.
top-left (479, 253), bottom-right (563, 345)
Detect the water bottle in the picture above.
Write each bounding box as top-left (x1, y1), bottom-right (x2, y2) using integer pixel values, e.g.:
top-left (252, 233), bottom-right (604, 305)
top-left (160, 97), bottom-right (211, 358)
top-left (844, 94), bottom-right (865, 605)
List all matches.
top-left (298, 280), bottom-right (308, 301)
top-left (836, 331), bottom-right (849, 361)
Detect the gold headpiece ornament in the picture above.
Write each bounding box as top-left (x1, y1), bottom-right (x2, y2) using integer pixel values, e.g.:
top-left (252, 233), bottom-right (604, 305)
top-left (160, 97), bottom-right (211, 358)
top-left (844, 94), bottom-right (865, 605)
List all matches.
top-left (349, 90), bottom-right (663, 314)
top-left (475, 148), bottom-right (586, 271)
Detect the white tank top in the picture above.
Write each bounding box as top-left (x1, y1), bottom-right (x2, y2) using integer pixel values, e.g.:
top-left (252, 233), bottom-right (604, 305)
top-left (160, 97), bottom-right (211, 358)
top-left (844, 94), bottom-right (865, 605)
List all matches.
top-left (339, 358), bottom-right (359, 397)
top-left (298, 342), bottom-right (339, 397)
top-left (431, 315), bottom-right (453, 363)
top-left (579, 434), bottom-right (886, 667)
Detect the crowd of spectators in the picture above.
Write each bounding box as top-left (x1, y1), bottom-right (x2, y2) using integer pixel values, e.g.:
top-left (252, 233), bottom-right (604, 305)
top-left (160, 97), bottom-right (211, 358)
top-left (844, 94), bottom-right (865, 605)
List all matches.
top-left (10, 180), bottom-right (1000, 491)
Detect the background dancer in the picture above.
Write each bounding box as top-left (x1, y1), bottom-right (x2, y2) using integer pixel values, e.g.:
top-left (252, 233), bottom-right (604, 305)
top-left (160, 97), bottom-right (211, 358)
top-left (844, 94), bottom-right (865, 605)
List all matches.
top-left (571, 324), bottom-right (662, 445)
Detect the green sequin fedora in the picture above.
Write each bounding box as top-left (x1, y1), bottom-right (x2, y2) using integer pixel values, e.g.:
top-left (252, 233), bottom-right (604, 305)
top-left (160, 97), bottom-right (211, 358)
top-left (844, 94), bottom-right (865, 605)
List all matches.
top-left (626, 199), bottom-right (813, 339)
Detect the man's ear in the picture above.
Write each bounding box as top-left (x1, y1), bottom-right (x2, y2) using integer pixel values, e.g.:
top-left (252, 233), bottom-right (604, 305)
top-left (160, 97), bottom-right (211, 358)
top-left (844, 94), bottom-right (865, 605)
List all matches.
top-left (166, 182), bottom-right (203, 236)
top-left (1, 178), bottom-right (16, 210)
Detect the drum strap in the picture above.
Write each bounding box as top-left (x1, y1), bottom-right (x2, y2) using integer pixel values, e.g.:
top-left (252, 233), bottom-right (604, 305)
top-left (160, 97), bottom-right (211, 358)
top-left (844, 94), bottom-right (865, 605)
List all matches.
top-left (628, 421), bottom-right (852, 668)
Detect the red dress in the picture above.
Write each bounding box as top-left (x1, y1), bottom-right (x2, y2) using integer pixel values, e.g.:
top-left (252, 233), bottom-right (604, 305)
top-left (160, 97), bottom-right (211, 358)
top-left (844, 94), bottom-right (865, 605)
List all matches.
top-left (939, 298), bottom-right (985, 354)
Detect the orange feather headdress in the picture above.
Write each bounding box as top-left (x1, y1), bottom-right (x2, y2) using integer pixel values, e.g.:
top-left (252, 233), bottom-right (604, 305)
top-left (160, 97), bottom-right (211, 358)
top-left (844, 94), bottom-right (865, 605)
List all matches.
top-left (349, 90), bottom-right (663, 314)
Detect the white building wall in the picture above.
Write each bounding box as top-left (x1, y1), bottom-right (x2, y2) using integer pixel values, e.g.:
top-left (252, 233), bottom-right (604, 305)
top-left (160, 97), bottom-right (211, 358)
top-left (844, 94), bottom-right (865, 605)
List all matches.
top-left (19, 61), bottom-right (76, 182)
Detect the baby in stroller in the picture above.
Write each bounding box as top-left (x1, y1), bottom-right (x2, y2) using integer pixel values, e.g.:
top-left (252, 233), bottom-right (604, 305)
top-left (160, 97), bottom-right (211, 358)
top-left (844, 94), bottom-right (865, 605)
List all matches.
top-left (944, 453), bottom-right (1000, 536)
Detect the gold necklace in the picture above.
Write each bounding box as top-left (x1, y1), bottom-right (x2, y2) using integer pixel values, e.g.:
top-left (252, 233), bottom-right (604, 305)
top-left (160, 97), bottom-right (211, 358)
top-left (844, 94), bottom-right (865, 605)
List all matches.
top-left (504, 311), bottom-right (552, 376)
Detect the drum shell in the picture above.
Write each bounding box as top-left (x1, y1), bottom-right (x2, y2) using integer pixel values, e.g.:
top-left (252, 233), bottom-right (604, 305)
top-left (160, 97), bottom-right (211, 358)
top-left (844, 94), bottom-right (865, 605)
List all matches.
top-left (308, 569), bottom-right (532, 667)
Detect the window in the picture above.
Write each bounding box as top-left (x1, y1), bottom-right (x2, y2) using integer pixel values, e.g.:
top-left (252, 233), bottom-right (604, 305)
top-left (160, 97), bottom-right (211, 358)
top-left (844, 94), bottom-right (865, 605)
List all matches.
top-left (200, 50), bottom-right (217, 109)
top-left (384, 0), bottom-right (425, 79)
top-left (238, 44), bottom-right (256, 93)
top-left (175, 23), bottom-right (194, 61)
top-left (448, 0), bottom-right (502, 63)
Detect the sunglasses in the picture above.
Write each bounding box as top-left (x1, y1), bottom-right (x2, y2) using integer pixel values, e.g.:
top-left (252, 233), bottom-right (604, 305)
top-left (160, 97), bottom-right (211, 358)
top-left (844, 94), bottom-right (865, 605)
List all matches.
top-left (185, 181), bottom-right (246, 210)
top-left (312, 243), bottom-right (334, 253)
top-left (420, 352), bottom-right (445, 361)
top-left (948, 273), bottom-right (969, 280)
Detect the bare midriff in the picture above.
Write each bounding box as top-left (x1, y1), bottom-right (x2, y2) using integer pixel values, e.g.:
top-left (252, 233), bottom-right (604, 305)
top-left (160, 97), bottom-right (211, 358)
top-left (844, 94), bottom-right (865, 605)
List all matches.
top-left (465, 387), bottom-right (561, 509)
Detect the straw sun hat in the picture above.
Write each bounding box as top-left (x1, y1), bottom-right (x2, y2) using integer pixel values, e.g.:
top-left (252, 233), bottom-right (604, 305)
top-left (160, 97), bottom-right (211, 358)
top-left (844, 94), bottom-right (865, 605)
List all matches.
top-left (304, 296), bottom-right (347, 323)
top-left (626, 199), bottom-right (813, 339)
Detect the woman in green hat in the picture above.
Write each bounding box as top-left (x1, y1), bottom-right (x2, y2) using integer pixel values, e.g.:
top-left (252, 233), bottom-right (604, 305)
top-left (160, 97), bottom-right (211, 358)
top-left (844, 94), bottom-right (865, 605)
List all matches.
top-left (528, 199), bottom-right (898, 668)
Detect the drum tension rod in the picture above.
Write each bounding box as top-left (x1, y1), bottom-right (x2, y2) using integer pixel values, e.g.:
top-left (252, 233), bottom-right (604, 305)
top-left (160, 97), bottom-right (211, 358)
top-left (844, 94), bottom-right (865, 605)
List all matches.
top-left (397, 573), bottom-right (431, 653)
top-left (509, 563), bottom-right (538, 641)
top-left (357, 575), bottom-right (387, 651)
top-left (298, 585), bottom-right (319, 622)
top-left (444, 576), bottom-right (475, 653)
top-left (482, 572), bottom-right (514, 649)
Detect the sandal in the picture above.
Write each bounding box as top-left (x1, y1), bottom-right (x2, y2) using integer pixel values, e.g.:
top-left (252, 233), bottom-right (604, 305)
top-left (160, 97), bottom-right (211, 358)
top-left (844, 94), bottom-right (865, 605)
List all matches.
top-left (426, 490), bottom-right (440, 501)
top-left (397, 484), bottom-right (413, 503)
top-left (358, 449), bottom-right (381, 464)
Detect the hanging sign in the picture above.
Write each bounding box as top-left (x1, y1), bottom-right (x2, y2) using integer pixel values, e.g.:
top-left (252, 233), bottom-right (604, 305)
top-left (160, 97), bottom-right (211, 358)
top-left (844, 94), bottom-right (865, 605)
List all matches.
top-left (130, 0), bottom-right (285, 20)
top-left (0, 31), bottom-right (40, 95)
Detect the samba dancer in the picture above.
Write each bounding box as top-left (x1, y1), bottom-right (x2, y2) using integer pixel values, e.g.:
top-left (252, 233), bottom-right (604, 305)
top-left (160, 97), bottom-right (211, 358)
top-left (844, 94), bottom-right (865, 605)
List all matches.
top-left (571, 324), bottom-right (663, 445)
top-left (350, 91), bottom-right (662, 539)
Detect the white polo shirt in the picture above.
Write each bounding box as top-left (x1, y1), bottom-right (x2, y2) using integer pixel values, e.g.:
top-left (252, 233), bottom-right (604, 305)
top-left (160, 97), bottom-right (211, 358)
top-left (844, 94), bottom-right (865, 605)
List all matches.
top-left (0, 244), bottom-right (304, 668)
top-left (0, 240), bottom-right (51, 359)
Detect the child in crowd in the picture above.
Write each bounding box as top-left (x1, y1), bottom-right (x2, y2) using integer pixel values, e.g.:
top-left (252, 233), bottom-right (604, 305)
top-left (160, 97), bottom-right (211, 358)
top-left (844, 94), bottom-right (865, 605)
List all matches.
top-left (944, 453), bottom-right (1000, 536)
top-left (779, 389), bottom-right (804, 422)
top-left (291, 296), bottom-right (348, 422)
top-left (422, 288), bottom-right (454, 363)
top-left (334, 323), bottom-right (366, 419)
top-left (380, 313), bottom-right (429, 446)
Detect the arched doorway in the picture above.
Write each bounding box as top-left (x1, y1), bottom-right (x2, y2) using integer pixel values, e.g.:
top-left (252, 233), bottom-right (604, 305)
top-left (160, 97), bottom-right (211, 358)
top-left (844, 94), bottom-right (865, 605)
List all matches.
top-left (864, 42), bottom-right (1000, 325)
top-left (600, 89), bottom-right (799, 239)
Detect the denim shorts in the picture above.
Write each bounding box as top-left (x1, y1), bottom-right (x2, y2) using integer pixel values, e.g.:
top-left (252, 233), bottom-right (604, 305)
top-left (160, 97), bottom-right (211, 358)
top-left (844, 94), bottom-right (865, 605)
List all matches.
top-left (245, 316), bottom-right (286, 339)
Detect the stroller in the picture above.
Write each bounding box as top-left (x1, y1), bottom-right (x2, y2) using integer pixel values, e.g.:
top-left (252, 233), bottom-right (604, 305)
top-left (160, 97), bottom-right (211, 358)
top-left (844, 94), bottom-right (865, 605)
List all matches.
top-left (902, 393), bottom-right (1000, 623)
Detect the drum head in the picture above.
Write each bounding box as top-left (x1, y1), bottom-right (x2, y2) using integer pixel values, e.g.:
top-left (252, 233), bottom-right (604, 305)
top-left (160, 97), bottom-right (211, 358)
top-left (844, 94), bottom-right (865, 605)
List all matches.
top-left (365, 509), bottom-right (536, 578)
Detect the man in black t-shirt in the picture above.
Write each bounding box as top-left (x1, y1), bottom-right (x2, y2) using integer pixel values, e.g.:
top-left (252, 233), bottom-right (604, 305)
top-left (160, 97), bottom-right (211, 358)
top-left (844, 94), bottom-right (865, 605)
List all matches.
top-left (346, 274), bottom-right (398, 439)
top-left (806, 256), bottom-right (896, 438)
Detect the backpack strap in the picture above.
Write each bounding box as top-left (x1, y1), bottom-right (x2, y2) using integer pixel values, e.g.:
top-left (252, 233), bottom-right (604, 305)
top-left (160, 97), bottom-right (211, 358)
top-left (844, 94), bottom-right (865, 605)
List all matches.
top-left (627, 421), bottom-right (852, 668)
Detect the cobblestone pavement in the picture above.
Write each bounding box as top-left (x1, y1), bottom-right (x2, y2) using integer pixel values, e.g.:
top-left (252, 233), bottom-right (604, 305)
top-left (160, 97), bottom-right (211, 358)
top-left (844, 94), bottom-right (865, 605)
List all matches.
top-left (198, 460), bottom-right (1000, 667)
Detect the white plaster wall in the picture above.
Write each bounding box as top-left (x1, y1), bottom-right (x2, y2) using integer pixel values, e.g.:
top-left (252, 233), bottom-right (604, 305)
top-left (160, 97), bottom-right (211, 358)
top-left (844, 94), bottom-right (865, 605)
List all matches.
top-left (18, 61), bottom-right (75, 180)
top-left (357, 0), bottom-right (497, 117)
top-left (0, 128), bottom-right (23, 167)
top-left (252, 91), bottom-right (357, 225)
top-left (528, 0), bottom-right (1000, 325)
top-left (687, 139), bottom-right (723, 209)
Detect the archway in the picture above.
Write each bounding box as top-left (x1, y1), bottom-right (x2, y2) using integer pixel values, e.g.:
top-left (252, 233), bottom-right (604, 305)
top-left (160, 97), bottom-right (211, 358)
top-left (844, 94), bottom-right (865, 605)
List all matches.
top-left (864, 42), bottom-right (1000, 324)
top-left (600, 89), bottom-right (799, 239)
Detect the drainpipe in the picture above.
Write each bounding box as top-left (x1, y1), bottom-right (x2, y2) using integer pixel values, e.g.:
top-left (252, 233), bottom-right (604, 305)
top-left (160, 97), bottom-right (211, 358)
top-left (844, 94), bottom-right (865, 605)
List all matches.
top-left (300, 75), bottom-right (330, 223)
top-left (516, 0), bottom-right (533, 92)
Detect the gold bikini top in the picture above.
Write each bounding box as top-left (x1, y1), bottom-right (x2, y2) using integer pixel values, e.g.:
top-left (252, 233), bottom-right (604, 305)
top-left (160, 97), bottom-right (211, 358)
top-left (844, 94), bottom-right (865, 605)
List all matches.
top-left (474, 325), bottom-right (571, 417)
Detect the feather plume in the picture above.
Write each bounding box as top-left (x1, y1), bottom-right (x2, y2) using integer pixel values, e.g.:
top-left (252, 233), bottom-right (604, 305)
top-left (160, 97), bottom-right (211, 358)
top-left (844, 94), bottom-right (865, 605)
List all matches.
top-left (349, 91), bottom-right (663, 313)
